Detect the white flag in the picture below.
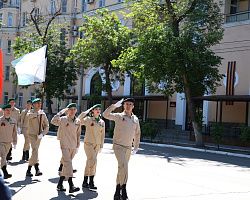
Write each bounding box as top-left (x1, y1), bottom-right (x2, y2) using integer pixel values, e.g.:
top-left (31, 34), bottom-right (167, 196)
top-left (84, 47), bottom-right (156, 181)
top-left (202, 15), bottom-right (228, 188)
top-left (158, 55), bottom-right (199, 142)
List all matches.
top-left (11, 45), bottom-right (47, 85)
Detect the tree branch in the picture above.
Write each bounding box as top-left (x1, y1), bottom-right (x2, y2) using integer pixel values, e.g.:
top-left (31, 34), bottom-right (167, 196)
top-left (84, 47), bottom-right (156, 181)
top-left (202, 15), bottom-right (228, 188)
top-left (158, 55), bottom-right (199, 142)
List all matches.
top-left (177, 0), bottom-right (198, 23)
top-left (30, 8), bottom-right (42, 37)
top-left (43, 9), bottom-right (61, 45)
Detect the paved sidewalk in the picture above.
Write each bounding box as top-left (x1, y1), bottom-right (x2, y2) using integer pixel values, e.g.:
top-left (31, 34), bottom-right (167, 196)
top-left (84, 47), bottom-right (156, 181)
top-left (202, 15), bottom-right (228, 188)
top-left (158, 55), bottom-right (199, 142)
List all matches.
top-left (5, 134), bottom-right (250, 200)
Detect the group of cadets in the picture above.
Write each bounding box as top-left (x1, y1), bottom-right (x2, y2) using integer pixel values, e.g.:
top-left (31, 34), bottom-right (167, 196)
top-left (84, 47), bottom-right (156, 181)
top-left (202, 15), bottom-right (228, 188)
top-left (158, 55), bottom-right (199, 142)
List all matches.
top-left (0, 97), bottom-right (141, 200)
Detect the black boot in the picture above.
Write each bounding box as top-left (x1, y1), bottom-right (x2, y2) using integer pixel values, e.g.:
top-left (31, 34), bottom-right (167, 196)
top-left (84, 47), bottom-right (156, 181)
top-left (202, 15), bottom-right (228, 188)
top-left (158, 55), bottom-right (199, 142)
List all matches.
top-left (82, 176), bottom-right (89, 188)
top-left (25, 150), bottom-right (29, 161)
top-left (68, 177), bottom-right (80, 193)
top-left (2, 165), bottom-right (12, 179)
top-left (6, 147), bottom-right (12, 161)
top-left (58, 164), bottom-right (63, 172)
top-left (121, 184), bottom-right (128, 200)
top-left (34, 163), bottom-right (42, 176)
top-left (26, 165), bottom-right (33, 177)
top-left (57, 176), bottom-right (66, 191)
top-left (114, 184), bottom-right (121, 200)
top-left (22, 151), bottom-right (26, 160)
top-left (89, 175), bottom-right (97, 190)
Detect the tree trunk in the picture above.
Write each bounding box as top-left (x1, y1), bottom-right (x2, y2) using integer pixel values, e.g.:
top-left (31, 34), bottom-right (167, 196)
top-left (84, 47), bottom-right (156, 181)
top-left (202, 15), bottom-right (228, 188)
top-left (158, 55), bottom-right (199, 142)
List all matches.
top-left (183, 75), bottom-right (204, 147)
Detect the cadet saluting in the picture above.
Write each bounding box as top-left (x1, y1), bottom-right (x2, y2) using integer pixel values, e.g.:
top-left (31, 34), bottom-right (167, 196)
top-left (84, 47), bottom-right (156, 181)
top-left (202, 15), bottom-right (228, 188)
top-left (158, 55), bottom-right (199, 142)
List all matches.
top-left (78, 104), bottom-right (105, 190)
top-left (20, 100), bottom-right (32, 161)
top-left (51, 103), bottom-right (81, 193)
top-left (103, 98), bottom-right (141, 200)
top-left (0, 104), bottom-right (17, 179)
top-left (26, 98), bottom-right (49, 177)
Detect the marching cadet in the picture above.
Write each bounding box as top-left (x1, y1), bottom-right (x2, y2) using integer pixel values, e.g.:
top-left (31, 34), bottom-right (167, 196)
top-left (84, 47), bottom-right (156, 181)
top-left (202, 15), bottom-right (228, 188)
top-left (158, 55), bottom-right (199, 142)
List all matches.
top-left (6, 98), bottom-right (20, 161)
top-left (26, 98), bottom-right (49, 177)
top-left (51, 103), bottom-right (81, 193)
top-left (20, 100), bottom-right (32, 161)
top-left (103, 98), bottom-right (141, 200)
top-left (78, 104), bottom-right (105, 190)
top-left (0, 104), bottom-right (17, 179)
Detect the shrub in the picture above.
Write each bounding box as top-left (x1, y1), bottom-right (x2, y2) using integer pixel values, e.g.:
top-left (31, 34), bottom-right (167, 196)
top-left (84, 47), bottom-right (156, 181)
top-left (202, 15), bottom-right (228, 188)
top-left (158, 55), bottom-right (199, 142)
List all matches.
top-left (240, 126), bottom-right (250, 143)
top-left (140, 120), bottom-right (160, 141)
top-left (211, 123), bottom-right (224, 150)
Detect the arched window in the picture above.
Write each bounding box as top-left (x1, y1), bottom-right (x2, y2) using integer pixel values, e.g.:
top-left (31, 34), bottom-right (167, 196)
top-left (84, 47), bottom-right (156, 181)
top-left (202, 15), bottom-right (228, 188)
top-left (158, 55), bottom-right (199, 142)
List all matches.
top-left (89, 72), bottom-right (102, 106)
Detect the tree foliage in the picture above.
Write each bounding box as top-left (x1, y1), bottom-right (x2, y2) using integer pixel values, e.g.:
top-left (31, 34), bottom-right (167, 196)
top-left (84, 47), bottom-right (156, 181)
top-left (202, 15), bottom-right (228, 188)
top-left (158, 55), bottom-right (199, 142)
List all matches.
top-left (13, 19), bottom-right (78, 113)
top-left (113, 0), bottom-right (224, 146)
top-left (69, 9), bottom-right (131, 103)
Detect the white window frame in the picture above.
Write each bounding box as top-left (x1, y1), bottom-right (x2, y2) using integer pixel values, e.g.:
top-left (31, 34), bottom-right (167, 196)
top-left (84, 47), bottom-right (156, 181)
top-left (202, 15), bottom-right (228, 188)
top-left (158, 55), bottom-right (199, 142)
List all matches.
top-left (18, 92), bottom-right (23, 108)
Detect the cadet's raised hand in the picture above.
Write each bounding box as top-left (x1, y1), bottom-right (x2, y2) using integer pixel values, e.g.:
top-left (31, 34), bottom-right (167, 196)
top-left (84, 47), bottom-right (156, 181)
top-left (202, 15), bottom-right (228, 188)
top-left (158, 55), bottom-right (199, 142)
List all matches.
top-left (114, 98), bottom-right (124, 108)
top-left (57, 108), bottom-right (68, 116)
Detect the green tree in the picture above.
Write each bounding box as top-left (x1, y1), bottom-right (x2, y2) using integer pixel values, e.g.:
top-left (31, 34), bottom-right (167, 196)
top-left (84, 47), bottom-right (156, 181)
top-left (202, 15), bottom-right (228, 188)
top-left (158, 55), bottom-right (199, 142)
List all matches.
top-left (12, 8), bottom-right (78, 114)
top-left (69, 9), bottom-right (131, 104)
top-left (113, 0), bottom-right (224, 146)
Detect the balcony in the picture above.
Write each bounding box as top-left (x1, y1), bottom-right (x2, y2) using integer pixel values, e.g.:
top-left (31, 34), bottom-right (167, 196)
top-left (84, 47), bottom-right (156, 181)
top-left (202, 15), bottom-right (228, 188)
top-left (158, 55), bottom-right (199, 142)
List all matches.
top-left (225, 11), bottom-right (250, 23)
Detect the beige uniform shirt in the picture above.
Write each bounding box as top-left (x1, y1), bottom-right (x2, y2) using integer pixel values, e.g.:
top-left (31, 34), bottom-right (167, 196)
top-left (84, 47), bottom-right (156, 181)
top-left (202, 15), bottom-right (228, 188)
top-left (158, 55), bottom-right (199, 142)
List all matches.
top-left (103, 105), bottom-right (141, 149)
top-left (0, 107), bottom-right (20, 127)
top-left (20, 109), bottom-right (29, 128)
top-left (27, 110), bottom-right (49, 136)
top-left (0, 116), bottom-right (17, 144)
top-left (80, 116), bottom-right (105, 148)
top-left (51, 115), bottom-right (81, 149)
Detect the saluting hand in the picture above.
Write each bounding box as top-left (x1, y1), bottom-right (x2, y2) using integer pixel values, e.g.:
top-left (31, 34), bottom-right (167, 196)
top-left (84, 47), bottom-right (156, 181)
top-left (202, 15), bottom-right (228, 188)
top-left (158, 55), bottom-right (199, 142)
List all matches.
top-left (113, 98), bottom-right (124, 108)
top-left (57, 108), bottom-right (68, 116)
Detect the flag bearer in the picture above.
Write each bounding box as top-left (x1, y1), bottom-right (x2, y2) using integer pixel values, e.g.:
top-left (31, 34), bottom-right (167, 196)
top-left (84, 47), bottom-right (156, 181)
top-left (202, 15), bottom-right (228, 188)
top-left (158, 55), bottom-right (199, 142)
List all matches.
top-left (20, 100), bottom-right (32, 161)
top-left (26, 98), bottom-right (49, 177)
top-left (51, 103), bottom-right (81, 193)
top-left (0, 104), bottom-right (17, 179)
top-left (78, 104), bottom-right (105, 190)
top-left (103, 98), bottom-right (141, 200)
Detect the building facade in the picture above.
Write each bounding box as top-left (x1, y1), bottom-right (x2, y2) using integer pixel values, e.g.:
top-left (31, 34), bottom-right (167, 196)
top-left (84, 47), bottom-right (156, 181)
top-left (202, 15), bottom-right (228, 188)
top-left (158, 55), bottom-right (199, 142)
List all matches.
top-left (0, 0), bottom-right (250, 134)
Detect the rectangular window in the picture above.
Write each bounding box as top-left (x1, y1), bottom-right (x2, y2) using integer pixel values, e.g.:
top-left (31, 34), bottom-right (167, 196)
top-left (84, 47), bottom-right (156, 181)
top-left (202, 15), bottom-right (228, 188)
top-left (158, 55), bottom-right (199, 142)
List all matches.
top-left (82, 0), bottom-right (87, 12)
top-left (0, 2), bottom-right (3, 9)
top-left (51, 0), bottom-right (56, 14)
top-left (5, 66), bottom-right (10, 81)
top-left (62, 0), bottom-right (67, 13)
top-left (4, 92), bottom-right (8, 105)
top-left (0, 13), bottom-right (3, 27)
top-left (7, 40), bottom-right (11, 53)
top-left (7, 13), bottom-right (13, 27)
top-left (99, 0), bottom-right (105, 8)
top-left (30, 92), bottom-right (35, 101)
top-left (34, 8), bottom-right (39, 18)
top-left (18, 92), bottom-right (23, 108)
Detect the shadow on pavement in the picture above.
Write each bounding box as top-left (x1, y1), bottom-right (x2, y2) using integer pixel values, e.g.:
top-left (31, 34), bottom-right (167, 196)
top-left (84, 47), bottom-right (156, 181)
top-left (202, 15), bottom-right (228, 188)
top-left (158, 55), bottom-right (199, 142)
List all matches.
top-left (8, 160), bottom-right (26, 166)
top-left (49, 189), bottom-right (98, 200)
top-left (8, 176), bottom-right (40, 196)
top-left (137, 143), bottom-right (250, 169)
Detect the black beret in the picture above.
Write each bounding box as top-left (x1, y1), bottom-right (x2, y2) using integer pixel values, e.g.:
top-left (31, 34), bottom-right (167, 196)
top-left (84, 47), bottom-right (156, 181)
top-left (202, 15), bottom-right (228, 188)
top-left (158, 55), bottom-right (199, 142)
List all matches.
top-left (123, 98), bottom-right (135, 104)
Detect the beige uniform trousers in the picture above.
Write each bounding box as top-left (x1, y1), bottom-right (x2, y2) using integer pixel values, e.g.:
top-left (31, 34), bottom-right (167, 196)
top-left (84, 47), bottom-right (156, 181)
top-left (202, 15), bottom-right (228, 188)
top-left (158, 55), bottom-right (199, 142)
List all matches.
top-left (22, 128), bottom-right (30, 151)
top-left (0, 143), bottom-right (12, 167)
top-left (28, 135), bottom-right (41, 166)
top-left (84, 142), bottom-right (101, 176)
top-left (113, 144), bottom-right (131, 185)
top-left (61, 148), bottom-right (76, 178)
